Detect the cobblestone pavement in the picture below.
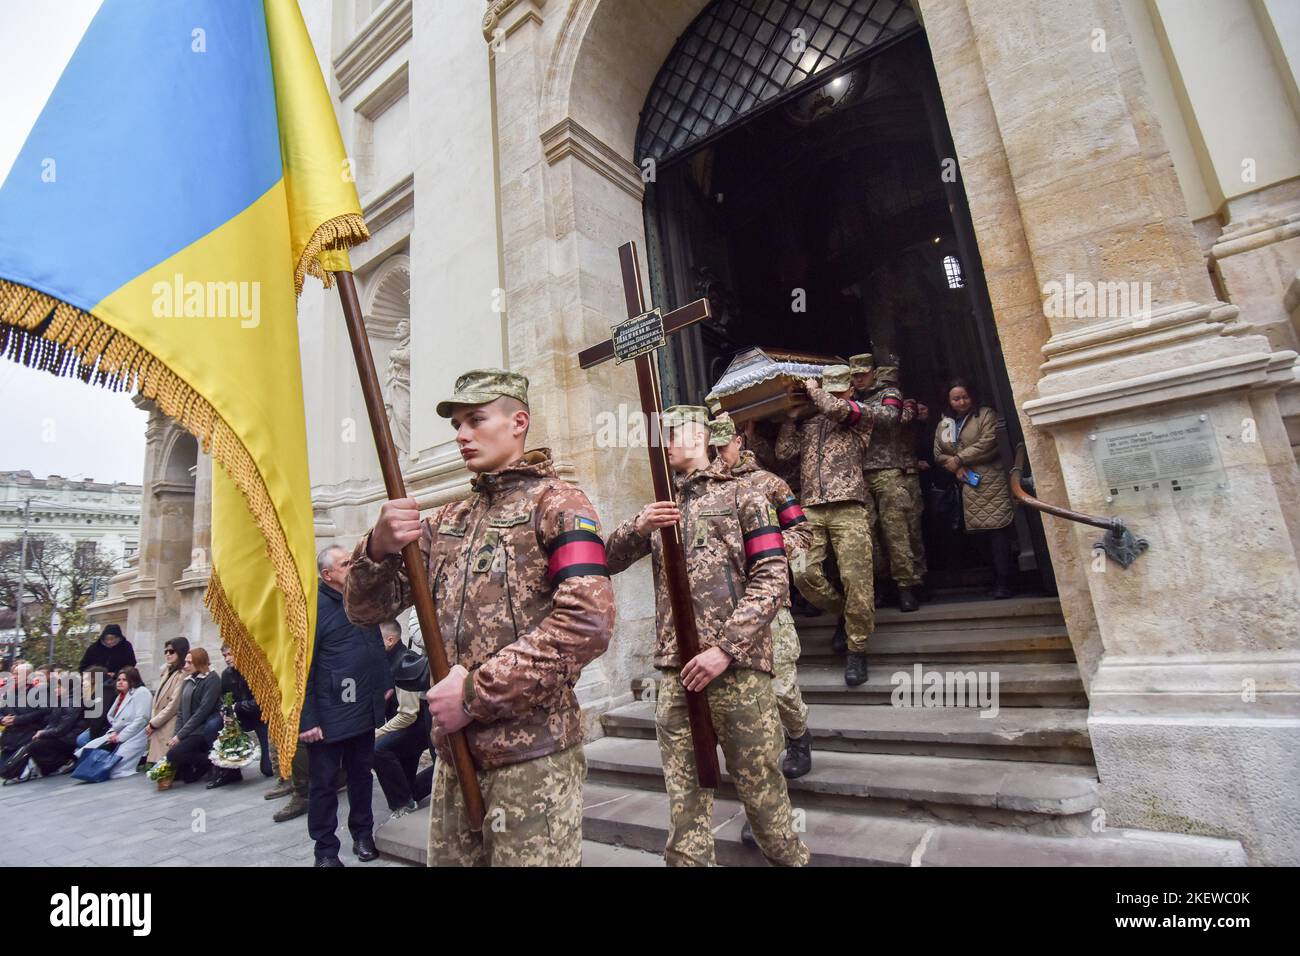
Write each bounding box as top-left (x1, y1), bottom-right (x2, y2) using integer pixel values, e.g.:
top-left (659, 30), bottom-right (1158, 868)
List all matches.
top-left (0, 766), bottom-right (411, 868)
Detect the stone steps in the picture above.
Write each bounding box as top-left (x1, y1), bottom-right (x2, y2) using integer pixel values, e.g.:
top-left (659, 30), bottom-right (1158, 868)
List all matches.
top-left (580, 782), bottom-right (1247, 866)
top-left (798, 625), bottom-right (1076, 664)
top-left (838, 594), bottom-right (1065, 631)
top-left (600, 700), bottom-right (1095, 764)
top-left (585, 735), bottom-right (1100, 833)
top-left (632, 661), bottom-right (1087, 707)
top-left (793, 594), bottom-right (1071, 663)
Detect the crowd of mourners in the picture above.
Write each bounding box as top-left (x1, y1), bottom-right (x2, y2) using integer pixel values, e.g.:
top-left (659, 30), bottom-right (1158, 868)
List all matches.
top-left (0, 612), bottom-right (431, 865)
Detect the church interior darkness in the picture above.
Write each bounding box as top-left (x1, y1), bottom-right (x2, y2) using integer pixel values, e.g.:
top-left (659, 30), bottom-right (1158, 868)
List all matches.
top-left (644, 22), bottom-right (1053, 592)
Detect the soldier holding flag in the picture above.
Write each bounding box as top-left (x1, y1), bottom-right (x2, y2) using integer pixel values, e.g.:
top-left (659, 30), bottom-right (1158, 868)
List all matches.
top-left (345, 369), bottom-right (616, 866)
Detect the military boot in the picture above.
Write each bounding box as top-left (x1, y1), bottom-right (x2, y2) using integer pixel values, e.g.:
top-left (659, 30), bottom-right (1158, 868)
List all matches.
top-left (273, 794), bottom-right (309, 823)
top-left (830, 616), bottom-right (848, 655)
top-left (897, 587), bottom-right (919, 612)
top-left (845, 651), bottom-right (869, 687)
top-left (781, 730), bottom-right (813, 779)
top-left (741, 821), bottom-right (756, 846)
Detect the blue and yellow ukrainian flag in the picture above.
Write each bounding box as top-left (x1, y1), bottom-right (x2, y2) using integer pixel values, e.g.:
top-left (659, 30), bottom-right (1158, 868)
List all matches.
top-left (0, 1), bottom-right (369, 765)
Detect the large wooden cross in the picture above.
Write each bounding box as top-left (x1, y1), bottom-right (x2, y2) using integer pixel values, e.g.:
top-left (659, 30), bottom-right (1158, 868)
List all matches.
top-left (579, 240), bottom-right (720, 788)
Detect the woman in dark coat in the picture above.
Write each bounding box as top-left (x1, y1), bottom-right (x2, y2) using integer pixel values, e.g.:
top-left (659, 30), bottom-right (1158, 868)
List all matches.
top-left (78, 624), bottom-right (137, 673)
top-left (163, 648), bottom-right (223, 783)
top-left (73, 666), bottom-right (113, 749)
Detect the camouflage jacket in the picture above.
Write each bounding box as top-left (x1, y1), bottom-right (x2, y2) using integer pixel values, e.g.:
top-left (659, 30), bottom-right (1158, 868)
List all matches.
top-left (854, 383), bottom-right (908, 470)
top-left (729, 450), bottom-right (813, 556)
top-left (605, 456), bottom-right (788, 673)
top-left (344, 449), bottom-right (615, 770)
top-left (774, 385), bottom-right (878, 507)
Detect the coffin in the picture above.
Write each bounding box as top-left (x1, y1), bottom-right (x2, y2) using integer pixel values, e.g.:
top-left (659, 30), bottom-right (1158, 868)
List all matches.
top-left (710, 347), bottom-right (846, 425)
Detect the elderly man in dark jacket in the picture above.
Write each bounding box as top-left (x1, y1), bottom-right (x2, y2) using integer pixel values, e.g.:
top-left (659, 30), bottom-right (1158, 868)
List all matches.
top-left (77, 624), bottom-right (136, 674)
top-left (300, 544), bottom-right (388, 867)
top-left (1, 663), bottom-right (49, 780)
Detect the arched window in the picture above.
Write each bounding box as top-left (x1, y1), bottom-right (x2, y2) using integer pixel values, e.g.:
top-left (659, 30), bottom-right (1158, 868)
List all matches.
top-left (636, 0), bottom-right (917, 166)
top-left (943, 254), bottom-right (964, 289)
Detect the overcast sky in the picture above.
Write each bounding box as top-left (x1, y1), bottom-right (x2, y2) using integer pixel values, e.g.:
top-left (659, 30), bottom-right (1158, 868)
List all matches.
top-left (0, 0), bottom-right (147, 485)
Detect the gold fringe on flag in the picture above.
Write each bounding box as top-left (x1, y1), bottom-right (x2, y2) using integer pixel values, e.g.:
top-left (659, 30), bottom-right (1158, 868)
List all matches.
top-left (293, 212), bottom-right (369, 294)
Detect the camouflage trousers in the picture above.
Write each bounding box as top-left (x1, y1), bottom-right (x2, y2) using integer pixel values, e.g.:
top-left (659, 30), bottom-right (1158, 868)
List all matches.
top-left (792, 500), bottom-right (874, 652)
top-left (904, 472), bottom-right (927, 577)
top-left (426, 745), bottom-right (585, 867)
top-left (771, 607), bottom-right (808, 738)
top-left (655, 668), bottom-right (810, 867)
top-left (863, 468), bottom-right (922, 588)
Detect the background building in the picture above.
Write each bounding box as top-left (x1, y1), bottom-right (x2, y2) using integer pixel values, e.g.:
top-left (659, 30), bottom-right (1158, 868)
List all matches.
top-left (1, 469), bottom-right (140, 663)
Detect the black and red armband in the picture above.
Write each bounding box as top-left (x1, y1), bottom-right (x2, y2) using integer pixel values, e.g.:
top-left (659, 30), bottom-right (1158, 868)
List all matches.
top-left (776, 496), bottom-right (806, 529)
top-left (743, 524), bottom-right (784, 567)
top-left (546, 528), bottom-right (610, 584)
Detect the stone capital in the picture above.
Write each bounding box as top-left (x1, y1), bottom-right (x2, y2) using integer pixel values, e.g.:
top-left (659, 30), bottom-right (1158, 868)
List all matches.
top-left (482, 0), bottom-right (545, 41)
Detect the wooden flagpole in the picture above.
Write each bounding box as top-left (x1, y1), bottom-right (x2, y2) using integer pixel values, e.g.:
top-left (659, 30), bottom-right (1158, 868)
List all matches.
top-left (333, 270), bottom-right (485, 830)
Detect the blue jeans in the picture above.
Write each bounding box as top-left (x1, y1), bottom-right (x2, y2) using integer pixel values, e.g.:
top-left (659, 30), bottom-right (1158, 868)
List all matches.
top-left (76, 729), bottom-right (91, 748)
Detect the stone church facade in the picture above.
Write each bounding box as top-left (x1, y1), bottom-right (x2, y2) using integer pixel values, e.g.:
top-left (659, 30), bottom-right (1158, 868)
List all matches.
top-left (92, 0), bottom-right (1299, 864)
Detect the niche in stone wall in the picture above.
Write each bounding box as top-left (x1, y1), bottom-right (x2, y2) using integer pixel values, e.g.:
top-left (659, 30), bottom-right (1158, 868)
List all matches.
top-left (362, 253), bottom-right (412, 457)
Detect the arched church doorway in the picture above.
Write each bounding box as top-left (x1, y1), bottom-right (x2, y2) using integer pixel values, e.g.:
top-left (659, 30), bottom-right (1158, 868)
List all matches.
top-left (638, 0), bottom-right (1054, 594)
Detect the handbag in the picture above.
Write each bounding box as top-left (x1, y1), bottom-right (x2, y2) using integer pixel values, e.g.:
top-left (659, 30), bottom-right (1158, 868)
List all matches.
top-left (71, 746), bottom-right (121, 783)
top-left (0, 742), bottom-right (34, 779)
top-left (929, 482), bottom-right (964, 533)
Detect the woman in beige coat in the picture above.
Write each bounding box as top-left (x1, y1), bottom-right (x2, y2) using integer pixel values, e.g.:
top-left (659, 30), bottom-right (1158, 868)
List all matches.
top-left (933, 379), bottom-right (1016, 598)
top-left (145, 636), bottom-right (189, 765)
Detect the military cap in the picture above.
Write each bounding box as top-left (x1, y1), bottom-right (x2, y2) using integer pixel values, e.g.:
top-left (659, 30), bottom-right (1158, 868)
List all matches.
top-left (660, 405), bottom-right (710, 429)
top-left (876, 365), bottom-right (900, 386)
top-left (703, 391), bottom-right (722, 415)
top-left (820, 364), bottom-right (852, 393)
top-left (707, 416), bottom-right (736, 446)
top-left (848, 353), bottom-right (874, 374)
top-left (436, 368), bottom-right (530, 418)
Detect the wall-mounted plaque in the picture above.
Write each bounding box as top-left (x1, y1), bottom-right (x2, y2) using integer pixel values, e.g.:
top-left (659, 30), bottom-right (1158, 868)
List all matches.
top-left (611, 309), bottom-right (666, 364)
top-left (1090, 414), bottom-right (1226, 501)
